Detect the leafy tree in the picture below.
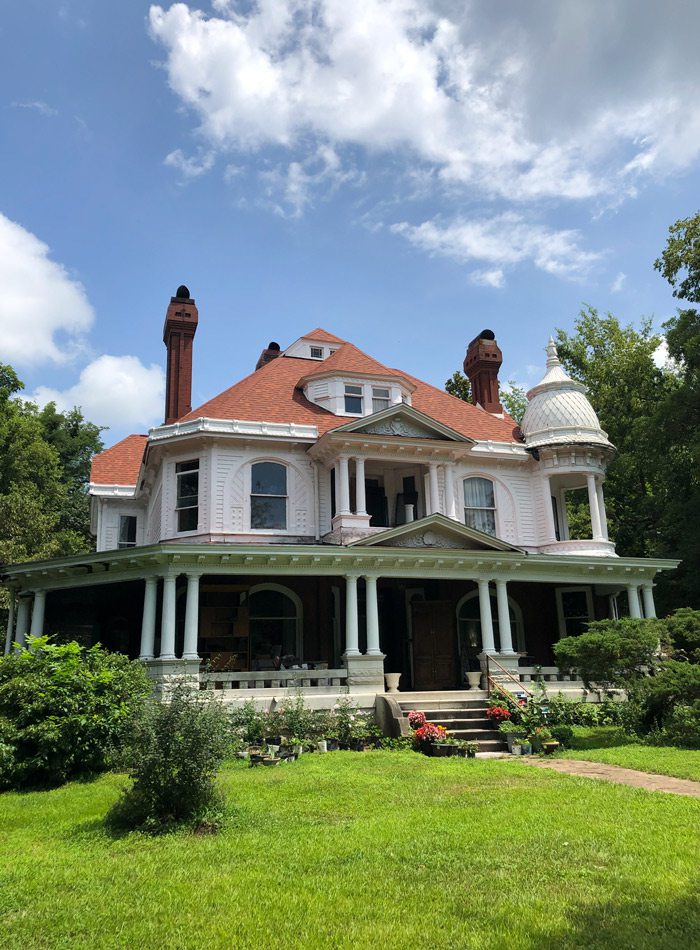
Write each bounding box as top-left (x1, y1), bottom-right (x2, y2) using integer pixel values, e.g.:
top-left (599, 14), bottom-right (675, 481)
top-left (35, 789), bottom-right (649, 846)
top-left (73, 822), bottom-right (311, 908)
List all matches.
top-left (445, 370), bottom-right (471, 402)
top-left (664, 608), bottom-right (700, 663)
top-left (654, 210), bottom-right (700, 303)
top-left (553, 618), bottom-right (661, 689)
top-left (445, 371), bottom-right (527, 422)
top-left (0, 636), bottom-right (151, 790)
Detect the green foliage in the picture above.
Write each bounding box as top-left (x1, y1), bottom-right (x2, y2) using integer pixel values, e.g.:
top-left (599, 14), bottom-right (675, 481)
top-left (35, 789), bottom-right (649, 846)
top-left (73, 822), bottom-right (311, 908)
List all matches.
top-left (445, 370), bottom-right (527, 422)
top-left (568, 725), bottom-right (633, 750)
top-left (554, 618), bottom-right (660, 688)
top-left (631, 661), bottom-right (700, 742)
top-left (664, 607), bottom-right (700, 662)
top-left (654, 210), bottom-right (700, 303)
top-left (445, 370), bottom-right (471, 402)
top-left (549, 724), bottom-right (574, 747)
top-left (0, 636), bottom-right (151, 790)
top-left (108, 686), bottom-right (233, 834)
top-left (543, 696), bottom-right (629, 728)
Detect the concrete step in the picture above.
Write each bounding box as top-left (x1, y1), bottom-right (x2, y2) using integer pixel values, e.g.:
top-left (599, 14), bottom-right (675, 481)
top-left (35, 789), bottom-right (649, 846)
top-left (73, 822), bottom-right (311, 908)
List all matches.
top-left (426, 717), bottom-right (494, 731)
top-left (399, 699), bottom-right (486, 712)
top-left (447, 728), bottom-right (503, 742)
top-left (396, 690), bottom-right (488, 703)
top-left (421, 708), bottom-right (489, 721)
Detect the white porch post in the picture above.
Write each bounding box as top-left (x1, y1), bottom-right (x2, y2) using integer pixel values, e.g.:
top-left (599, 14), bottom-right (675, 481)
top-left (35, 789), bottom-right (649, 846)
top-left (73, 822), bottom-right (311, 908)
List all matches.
top-left (139, 577), bottom-right (158, 660)
top-left (495, 579), bottom-right (515, 655)
top-left (29, 590), bottom-right (46, 637)
top-left (355, 457), bottom-right (367, 515)
top-left (478, 580), bottom-right (496, 654)
top-left (182, 574), bottom-right (201, 659)
top-left (642, 584), bottom-right (657, 619)
top-left (4, 592), bottom-right (15, 654)
top-left (428, 462), bottom-right (440, 515)
top-left (595, 479), bottom-right (609, 541)
top-left (160, 575), bottom-right (178, 659)
top-left (338, 456), bottom-right (351, 515)
top-left (344, 575), bottom-right (360, 656)
top-left (445, 464), bottom-right (457, 520)
top-left (587, 473), bottom-right (604, 541)
top-left (365, 575), bottom-right (382, 656)
top-left (14, 597), bottom-right (30, 649)
top-left (627, 584), bottom-right (642, 619)
top-left (543, 476), bottom-right (557, 542)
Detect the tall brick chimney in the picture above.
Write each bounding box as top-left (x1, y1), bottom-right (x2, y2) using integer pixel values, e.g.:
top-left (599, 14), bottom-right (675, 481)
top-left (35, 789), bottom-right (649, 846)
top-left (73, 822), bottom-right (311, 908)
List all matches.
top-left (163, 285), bottom-right (198, 425)
top-left (464, 329), bottom-right (503, 414)
top-left (255, 341), bottom-right (281, 371)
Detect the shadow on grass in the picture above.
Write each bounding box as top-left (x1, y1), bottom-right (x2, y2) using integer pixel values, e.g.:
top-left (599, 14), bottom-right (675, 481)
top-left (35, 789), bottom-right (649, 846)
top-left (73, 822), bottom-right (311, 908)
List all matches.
top-left (533, 888), bottom-right (700, 949)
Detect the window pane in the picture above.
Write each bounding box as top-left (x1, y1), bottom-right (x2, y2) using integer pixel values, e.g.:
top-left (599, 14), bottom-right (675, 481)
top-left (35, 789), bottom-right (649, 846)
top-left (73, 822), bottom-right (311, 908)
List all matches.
top-left (345, 395), bottom-right (363, 413)
top-left (345, 385), bottom-right (362, 395)
top-left (251, 495), bottom-right (287, 529)
top-left (373, 387), bottom-right (389, 398)
top-left (119, 515), bottom-right (136, 546)
top-left (464, 477), bottom-right (494, 508)
top-left (561, 591), bottom-right (589, 619)
top-left (177, 471), bottom-right (199, 506)
top-left (251, 462), bottom-right (286, 495)
top-left (178, 506), bottom-right (198, 532)
top-left (372, 389), bottom-right (390, 412)
top-left (465, 508), bottom-right (496, 535)
top-left (310, 346), bottom-right (323, 359)
top-left (176, 459), bottom-right (198, 473)
top-left (249, 589), bottom-right (296, 618)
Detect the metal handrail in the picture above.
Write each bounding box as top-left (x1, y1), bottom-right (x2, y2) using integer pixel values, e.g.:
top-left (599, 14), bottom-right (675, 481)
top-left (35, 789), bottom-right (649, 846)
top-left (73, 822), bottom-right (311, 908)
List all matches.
top-left (486, 654), bottom-right (534, 698)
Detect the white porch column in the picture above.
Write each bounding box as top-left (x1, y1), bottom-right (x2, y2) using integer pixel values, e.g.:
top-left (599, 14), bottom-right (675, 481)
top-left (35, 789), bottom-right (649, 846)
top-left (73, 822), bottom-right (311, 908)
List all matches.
top-left (495, 579), bottom-right (516, 655)
top-left (29, 590), bottom-right (46, 637)
top-left (478, 580), bottom-right (496, 654)
top-left (139, 577), bottom-right (158, 660)
top-left (587, 473), bottom-right (604, 541)
top-left (344, 575), bottom-right (360, 656)
top-left (355, 457), bottom-right (367, 515)
top-left (4, 592), bottom-right (15, 655)
top-left (445, 465), bottom-right (457, 520)
top-left (365, 576), bottom-right (382, 656)
top-left (160, 575), bottom-right (178, 659)
top-left (428, 462), bottom-right (440, 515)
top-left (14, 597), bottom-right (30, 649)
top-left (182, 574), bottom-right (201, 659)
top-left (642, 584), bottom-right (657, 619)
top-left (543, 476), bottom-right (557, 542)
top-left (595, 479), bottom-right (609, 541)
top-left (627, 584), bottom-right (642, 619)
top-left (338, 456), bottom-right (351, 515)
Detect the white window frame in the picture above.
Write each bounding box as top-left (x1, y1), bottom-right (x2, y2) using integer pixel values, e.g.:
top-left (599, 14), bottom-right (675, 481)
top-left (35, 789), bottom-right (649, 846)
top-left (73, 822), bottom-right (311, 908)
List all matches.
top-left (344, 384), bottom-right (363, 415)
top-left (117, 514), bottom-right (137, 549)
top-left (372, 386), bottom-right (391, 413)
top-left (175, 459), bottom-right (199, 534)
top-left (249, 460), bottom-right (289, 532)
top-left (310, 346), bottom-right (324, 359)
top-left (555, 586), bottom-right (594, 638)
top-left (463, 476), bottom-right (497, 536)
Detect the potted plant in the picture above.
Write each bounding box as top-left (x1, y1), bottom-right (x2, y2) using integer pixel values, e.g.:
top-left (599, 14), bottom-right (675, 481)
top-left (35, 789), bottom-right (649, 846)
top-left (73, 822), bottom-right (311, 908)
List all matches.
top-left (510, 737), bottom-right (523, 755)
top-left (317, 738), bottom-right (328, 753)
top-left (528, 725), bottom-right (553, 753)
top-left (498, 721), bottom-right (527, 752)
top-left (485, 705), bottom-right (512, 725)
top-left (412, 722), bottom-right (446, 756)
top-left (455, 740), bottom-right (479, 758)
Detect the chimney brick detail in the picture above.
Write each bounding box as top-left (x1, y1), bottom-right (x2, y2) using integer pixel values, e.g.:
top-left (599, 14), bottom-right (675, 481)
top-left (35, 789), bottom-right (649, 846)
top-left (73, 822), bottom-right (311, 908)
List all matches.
top-left (163, 288), bottom-right (198, 425)
top-left (464, 330), bottom-right (503, 414)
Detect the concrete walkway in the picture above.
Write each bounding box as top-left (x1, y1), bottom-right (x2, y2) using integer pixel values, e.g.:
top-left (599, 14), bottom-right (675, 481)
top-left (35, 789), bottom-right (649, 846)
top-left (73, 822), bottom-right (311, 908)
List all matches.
top-left (520, 757), bottom-right (700, 798)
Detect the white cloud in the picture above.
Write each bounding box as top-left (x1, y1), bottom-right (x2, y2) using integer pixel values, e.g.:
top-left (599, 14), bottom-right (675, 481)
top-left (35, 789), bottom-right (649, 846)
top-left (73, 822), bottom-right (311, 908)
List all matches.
top-left (652, 338), bottom-right (669, 369)
top-left (611, 271), bottom-right (626, 293)
top-left (32, 355), bottom-right (165, 431)
top-left (0, 213), bottom-right (94, 366)
top-left (148, 1), bottom-right (700, 206)
top-left (469, 268), bottom-right (505, 289)
top-left (11, 100), bottom-right (58, 117)
top-left (164, 148), bottom-right (215, 178)
top-left (391, 213), bottom-right (601, 280)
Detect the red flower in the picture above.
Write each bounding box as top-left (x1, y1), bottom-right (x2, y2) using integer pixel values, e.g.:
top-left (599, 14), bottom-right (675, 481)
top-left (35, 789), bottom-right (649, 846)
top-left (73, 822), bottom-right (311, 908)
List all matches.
top-left (485, 705), bottom-right (511, 723)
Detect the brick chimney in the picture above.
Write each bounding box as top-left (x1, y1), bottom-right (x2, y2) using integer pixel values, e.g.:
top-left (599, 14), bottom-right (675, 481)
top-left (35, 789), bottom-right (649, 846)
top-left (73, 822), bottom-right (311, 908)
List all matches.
top-left (163, 285), bottom-right (198, 425)
top-left (464, 329), bottom-right (503, 414)
top-left (255, 341), bottom-right (281, 371)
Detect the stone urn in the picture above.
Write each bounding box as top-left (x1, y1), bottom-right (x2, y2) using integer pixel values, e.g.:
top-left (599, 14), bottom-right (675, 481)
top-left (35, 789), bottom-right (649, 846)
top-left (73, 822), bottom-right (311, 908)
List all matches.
top-left (384, 672), bottom-right (401, 693)
top-left (466, 671), bottom-right (482, 690)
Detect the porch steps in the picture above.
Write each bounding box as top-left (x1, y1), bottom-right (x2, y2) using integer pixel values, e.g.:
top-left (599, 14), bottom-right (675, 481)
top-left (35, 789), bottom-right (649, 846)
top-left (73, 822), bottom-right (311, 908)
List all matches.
top-left (398, 697), bottom-right (507, 752)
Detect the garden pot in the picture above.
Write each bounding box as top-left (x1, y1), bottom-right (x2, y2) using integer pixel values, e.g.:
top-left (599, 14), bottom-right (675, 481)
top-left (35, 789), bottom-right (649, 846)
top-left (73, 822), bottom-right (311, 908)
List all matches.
top-left (466, 671), bottom-right (482, 690)
top-left (352, 739), bottom-right (367, 752)
top-left (467, 749), bottom-right (477, 759)
top-left (520, 742), bottom-right (532, 755)
top-left (511, 745), bottom-right (522, 755)
top-left (262, 757), bottom-right (281, 767)
top-left (326, 738), bottom-right (339, 751)
top-left (543, 741), bottom-right (560, 755)
top-left (265, 735), bottom-right (283, 746)
top-left (384, 672), bottom-right (401, 693)
top-left (292, 744), bottom-right (303, 757)
top-left (267, 744), bottom-right (280, 757)
top-left (317, 740), bottom-right (328, 753)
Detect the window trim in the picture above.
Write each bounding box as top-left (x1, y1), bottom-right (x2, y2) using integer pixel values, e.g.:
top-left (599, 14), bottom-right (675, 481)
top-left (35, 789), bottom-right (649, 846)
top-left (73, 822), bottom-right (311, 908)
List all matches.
top-left (456, 590), bottom-right (525, 654)
top-left (463, 476), bottom-right (497, 537)
top-left (310, 345), bottom-right (324, 359)
top-left (175, 458), bottom-right (199, 534)
top-left (117, 514), bottom-right (137, 549)
top-left (344, 383), bottom-right (363, 415)
top-left (555, 586), bottom-right (594, 638)
top-left (372, 386), bottom-right (391, 413)
top-left (250, 460), bottom-right (289, 531)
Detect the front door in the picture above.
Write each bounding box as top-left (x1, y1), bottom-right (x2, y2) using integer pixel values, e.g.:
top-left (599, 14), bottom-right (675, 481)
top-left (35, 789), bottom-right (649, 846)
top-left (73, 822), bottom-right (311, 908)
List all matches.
top-left (411, 601), bottom-right (458, 689)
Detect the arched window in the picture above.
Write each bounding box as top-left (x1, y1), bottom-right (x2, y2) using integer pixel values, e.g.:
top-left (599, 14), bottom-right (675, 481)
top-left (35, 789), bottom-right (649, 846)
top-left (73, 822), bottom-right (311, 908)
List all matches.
top-left (463, 477), bottom-right (496, 536)
top-left (457, 591), bottom-right (524, 658)
top-left (251, 462), bottom-right (287, 530)
top-left (248, 586), bottom-right (301, 666)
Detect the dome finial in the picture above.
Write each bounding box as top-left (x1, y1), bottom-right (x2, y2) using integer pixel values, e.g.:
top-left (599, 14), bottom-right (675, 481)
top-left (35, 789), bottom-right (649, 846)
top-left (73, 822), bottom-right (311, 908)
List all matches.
top-left (546, 337), bottom-right (560, 368)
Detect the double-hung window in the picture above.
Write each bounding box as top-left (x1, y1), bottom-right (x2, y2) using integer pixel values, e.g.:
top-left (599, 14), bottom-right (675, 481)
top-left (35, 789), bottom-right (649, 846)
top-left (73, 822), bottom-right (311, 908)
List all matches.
top-left (463, 477), bottom-right (496, 536)
top-left (372, 387), bottom-right (390, 412)
top-left (310, 346), bottom-right (323, 359)
top-left (344, 384), bottom-right (363, 414)
top-left (251, 462), bottom-right (287, 530)
top-left (118, 515), bottom-right (137, 549)
top-left (176, 459), bottom-right (199, 532)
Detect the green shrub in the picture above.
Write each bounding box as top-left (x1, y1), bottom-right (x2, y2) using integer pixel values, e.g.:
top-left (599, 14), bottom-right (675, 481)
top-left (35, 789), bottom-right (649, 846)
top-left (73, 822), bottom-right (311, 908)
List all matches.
top-left (554, 618), bottom-right (661, 688)
top-left (664, 608), bottom-right (700, 663)
top-left (108, 686), bottom-right (232, 834)
top-left (545, 697), bottom-right (629, 727)
top-left (0, 636), bottom-right (151, 790)
top-left (631, 661), bottom-right (700, 732)
top-left (646, 702), bottom-right (700, 749)
top-left (549, 724), bottom-right (574, 747)
top-left (568, 725), bottom-right (633, 750)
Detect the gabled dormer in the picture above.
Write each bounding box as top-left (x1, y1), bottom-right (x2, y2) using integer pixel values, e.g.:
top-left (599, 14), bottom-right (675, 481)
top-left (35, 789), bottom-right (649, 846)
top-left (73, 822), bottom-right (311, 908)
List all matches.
top-left (284, 328), bottom-right (346, 362)
top-left (297, 341), bottom-right (415, 416)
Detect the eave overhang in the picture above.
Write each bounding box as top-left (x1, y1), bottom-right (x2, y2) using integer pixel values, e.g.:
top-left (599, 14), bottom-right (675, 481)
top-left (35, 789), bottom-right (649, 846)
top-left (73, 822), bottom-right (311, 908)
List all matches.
top-left (347, 513), bottom-right (525, 553)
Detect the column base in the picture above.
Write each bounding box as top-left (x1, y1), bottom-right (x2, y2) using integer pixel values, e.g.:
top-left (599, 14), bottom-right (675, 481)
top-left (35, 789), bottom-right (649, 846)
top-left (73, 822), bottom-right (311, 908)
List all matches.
top-left (343, 652), bottom-right (386, 690)
top-left (144, 658), bottom-right (202, 696)
top-left (478, 652), bottom-right (523, 693)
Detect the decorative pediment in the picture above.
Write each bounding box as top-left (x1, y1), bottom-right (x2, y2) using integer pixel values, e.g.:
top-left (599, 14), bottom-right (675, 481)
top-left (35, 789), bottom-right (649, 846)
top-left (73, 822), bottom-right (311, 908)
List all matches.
top-left (347, 514), bottom-right (524, 552)
top-left (332, 404), bottom-right (473, 443)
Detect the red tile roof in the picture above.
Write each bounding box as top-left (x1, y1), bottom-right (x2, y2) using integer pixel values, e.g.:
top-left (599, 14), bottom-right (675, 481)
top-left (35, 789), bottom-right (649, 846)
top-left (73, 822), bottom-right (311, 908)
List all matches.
top-left (90, 434), bottom-right (147, 486)
top-left (301, 328), bottom-right (346, 344)
top-left (298, 342), bottom-right (413, 388)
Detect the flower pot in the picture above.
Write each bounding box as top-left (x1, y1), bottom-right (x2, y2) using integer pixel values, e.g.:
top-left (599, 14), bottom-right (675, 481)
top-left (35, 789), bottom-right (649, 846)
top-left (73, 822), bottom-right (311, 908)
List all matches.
top-left (520, 742), bottom-right (532, 755)
top-left (384, 672), bottom-right (401, 693)
top-left (511, 745), bottom-right (522, 755)
top-left (292, 744), bottom-right (303, 756)
top-left (467, 749), bottom-right (477, 759)
top-left (317, 740), bottom-right (328, 753)
top-left (543, 741), bottom-right (560, 755)
top-left (327, 738), bottom-right (339, 751)
top-left (466, 671), bottom-right (482, 690)
top-left (262, 756), bottom-right (281, 766)
top-left (264, 735), bottom-right (283, 746)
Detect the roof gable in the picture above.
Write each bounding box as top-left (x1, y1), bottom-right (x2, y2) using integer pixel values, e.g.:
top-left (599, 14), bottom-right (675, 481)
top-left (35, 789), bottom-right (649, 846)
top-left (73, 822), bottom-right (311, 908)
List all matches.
top-left (90, 434), bottom-right (147, 486)
top-left (299, 342), bottom-right (413, 389)
top-left (348, 514), bottom-right (524, 552)
top-left (331, 403), bottom-right (473, 442)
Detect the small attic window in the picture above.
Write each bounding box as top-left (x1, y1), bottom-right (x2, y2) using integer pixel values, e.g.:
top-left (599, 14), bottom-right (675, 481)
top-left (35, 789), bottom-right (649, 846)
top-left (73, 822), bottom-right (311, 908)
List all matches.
top-left (310, 346), bottom-right (324, 359)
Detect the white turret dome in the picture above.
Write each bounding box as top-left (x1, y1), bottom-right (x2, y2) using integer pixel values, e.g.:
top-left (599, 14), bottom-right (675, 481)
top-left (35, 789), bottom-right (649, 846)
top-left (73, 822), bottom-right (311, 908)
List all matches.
top-left (520, 339), bottom-right (613, 450)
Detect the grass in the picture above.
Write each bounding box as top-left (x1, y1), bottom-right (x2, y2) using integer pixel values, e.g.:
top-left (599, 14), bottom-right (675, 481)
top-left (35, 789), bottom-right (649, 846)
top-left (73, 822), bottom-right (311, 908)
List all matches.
top-left (1, 752), bottom-right (699, 949)
top-left (561, 744), bottom-right (700, 782)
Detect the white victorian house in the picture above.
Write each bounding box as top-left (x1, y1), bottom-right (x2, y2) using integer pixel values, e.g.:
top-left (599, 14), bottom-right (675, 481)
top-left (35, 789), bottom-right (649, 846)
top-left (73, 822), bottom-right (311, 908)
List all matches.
top-left (1, 286), bottom-right (677, 704)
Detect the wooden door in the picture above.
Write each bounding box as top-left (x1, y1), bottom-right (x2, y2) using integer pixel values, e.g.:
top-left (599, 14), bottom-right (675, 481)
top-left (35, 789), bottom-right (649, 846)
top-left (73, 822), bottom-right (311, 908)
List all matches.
top-left (411, 601), bottom-right (457, 689)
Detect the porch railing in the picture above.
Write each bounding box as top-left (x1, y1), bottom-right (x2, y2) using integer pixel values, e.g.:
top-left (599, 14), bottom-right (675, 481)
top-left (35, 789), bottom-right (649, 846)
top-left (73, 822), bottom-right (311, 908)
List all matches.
top-left (200, 668), bottom-right (348, 691)
top-left (485, 654), bottom-right (533, 706)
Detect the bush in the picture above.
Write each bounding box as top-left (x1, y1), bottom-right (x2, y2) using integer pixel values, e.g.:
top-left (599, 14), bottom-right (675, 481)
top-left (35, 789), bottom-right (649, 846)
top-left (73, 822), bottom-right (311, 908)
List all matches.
top-left (0, 636), bottom-right (151, 790)
top-left (549, 724), bottom-right (574, 747)
top-left (664, 608), bottom-right (700, 663)
top-left (630, 661), bottom-right (700, 747)
top-left (568, 726), bottom-right (633, 750)
top-left (545, 697), bottom-right (629, 728)
top-left (554, 618), bottom-right (661, 689)
top-left (108, 686), bottom-right (233, 834)
top-left (646, 702), bottom-right (700, 749)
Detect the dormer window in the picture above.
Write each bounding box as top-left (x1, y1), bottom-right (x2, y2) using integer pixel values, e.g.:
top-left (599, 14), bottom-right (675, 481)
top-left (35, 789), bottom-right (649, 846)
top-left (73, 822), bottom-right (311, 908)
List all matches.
top-left (310, 346), bottom-right (324, 359)
top-left (372, 387), bottom-right (390, 413)
top-left (344, 384), bottom-right (363, 414)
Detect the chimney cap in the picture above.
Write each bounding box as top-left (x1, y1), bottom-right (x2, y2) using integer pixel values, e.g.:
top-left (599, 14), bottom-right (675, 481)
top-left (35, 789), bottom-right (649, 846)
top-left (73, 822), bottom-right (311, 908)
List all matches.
top-left (175, 284), bottom-right (191, 300)
top-left (268, 341), bottom-right (281, 351)
top-left (478, 328), bottom-right (495, 341)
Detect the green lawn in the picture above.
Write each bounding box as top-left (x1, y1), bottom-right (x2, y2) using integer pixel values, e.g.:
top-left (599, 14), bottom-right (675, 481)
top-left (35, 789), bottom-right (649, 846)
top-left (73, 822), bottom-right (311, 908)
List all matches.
top-left (561, 744), bottom-right (700, 782)
top-left (2, 752), bottom-right (699, 950)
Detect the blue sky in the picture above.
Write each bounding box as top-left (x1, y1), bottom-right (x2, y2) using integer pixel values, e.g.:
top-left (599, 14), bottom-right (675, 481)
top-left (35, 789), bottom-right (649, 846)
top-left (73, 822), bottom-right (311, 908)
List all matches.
top-left (2, 0), bottom-right (699, 445)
